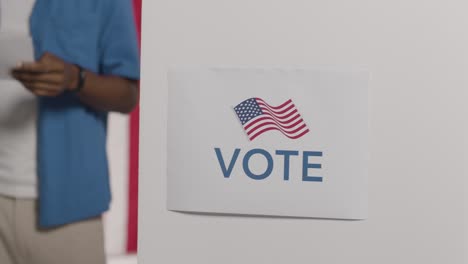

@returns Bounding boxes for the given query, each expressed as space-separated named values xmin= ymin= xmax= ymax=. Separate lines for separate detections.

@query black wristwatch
xmin=72 ymin=65 xmax=87 ymax=93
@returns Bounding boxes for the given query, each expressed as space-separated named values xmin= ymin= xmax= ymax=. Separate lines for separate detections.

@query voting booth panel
xmin=139 ymin=0 xmax=467 ymax=263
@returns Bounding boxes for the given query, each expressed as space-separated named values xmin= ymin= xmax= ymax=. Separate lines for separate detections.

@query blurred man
xmin=0 ymin=0 xmax=140 ymax=263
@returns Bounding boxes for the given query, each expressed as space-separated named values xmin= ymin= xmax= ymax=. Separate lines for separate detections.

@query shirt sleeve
xmin=99 ymin=0 xmax=140 ymax=80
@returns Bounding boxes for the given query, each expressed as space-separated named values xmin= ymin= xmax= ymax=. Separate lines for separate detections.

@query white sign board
xmin=167 ymin=68 xmax=369 ymax=219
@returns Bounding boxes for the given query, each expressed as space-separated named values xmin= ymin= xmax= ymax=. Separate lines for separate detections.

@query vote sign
xmin=167 ymin=68 xmax=369 ymax=220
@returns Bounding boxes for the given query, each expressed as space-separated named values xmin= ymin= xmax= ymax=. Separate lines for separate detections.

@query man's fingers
xmin=22 ymin=81 xmax=63 ymax=96
xmin=11 ymin=52 xmax=70 ymax=97
xmin=23 ymin=80 xmax=61 ymax=91
xmin=12 ymin=72 xmax=65 ymax=85
xmin=17 ymin=62 xmax=63 ymax=73
xmin=12 ymin=62 xmax=48 ymax=73
xmin=33 ymin=89 xmax=61 ymax=97
xmin=13 ymin=54 xmax=64 ymax=73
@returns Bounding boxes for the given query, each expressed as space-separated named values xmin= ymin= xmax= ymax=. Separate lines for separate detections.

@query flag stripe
xmin=261 ymin=108 xmax=298 ymax=121
xmin=246 ymin=116 xmax=307 ymax=133
xmin=255 ymin=98 xmax=292 ymax=110
xmin=250 ymin=127 xmax=310 ymax=141
xmin=244 ymin=116 xmax=304 ymax=130
xmin=247 ymin=122 xmax=307 ymax=137
xmin=244 ymin=113 xmax=301 ymax=129
xmin=257 ymin=101 xmax=295 ymax=115
xmin=245 ymin=115 xmax=303 ymax=134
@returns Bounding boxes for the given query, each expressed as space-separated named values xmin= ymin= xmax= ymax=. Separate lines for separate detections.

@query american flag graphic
xmin=234 ymin=98 xmax=310 ymax=141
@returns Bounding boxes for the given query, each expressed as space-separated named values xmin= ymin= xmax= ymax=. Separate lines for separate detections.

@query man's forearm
xmin=71 ymin=66 xmax=139 ymax=114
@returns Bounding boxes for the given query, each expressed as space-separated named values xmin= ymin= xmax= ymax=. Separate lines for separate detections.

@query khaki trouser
xmin=0 ymin=195 xmax=106 ymax=264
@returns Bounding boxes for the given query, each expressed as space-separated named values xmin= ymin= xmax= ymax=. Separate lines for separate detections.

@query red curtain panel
xmin=128 ymin=0 xmax=141 ymax=254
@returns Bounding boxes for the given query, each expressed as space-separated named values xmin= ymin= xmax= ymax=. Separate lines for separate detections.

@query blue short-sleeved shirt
xmin=30 ymin=0 xmax=140 ymax=227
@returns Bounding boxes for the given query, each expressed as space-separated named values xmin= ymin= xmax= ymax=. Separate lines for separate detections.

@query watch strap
xmin=72 ymin=65 xmax=86 ymax=93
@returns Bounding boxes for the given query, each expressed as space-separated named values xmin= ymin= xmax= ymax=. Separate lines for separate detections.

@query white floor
xmin=108 ymin=255 xmax=137 ymax=264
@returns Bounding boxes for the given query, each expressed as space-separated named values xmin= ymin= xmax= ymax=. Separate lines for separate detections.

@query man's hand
xmin=11 ymin=52 xmax=138 ymax=113
xmin=11 ymin=52 xmax=78 ymax=97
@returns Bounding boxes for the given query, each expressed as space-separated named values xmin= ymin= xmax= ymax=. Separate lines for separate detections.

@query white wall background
xmin=139 ymin=0 xmax=467 ymax=263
